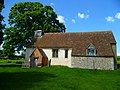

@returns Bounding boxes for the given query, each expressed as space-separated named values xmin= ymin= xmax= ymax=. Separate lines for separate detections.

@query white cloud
xmin=78 ymin=12 xmax=85 ymax=19
xmin=50 ymin=3 xmax=54 ymax=6
xmin=72 ymin=19 xmax=75 ymax=23
xmin=105 ymin=16 xmax=115 ymax=22
xmin=115 ymin=12 xmax=120 ymax=19
xmin=117 ymin=53 xmax=120 ymax=56
xmin=78 ymin=12 xmax=89 ymax=19
xmin=106 ymin=12 xmax=120 ymax=23
xmin=57 ymin=15 xmax=65 ymax=23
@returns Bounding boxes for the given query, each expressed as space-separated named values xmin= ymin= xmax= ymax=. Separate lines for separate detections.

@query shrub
xmin=7 ymin=61 xmax=12 ymax=63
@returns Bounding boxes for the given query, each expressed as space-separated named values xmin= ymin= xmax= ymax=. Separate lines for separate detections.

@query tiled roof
xmin=30 ymin=31 xmax=116 ymax=56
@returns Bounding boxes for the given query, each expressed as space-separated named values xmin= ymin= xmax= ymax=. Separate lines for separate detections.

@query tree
xmin=3 ymin=2 xmax=66 ymax=56
xmin=0 ymin=4 xmax=4 ymax=46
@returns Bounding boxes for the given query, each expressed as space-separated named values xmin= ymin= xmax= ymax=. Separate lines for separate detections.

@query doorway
xmin=30 ymin=57 xmax=39 ymax=67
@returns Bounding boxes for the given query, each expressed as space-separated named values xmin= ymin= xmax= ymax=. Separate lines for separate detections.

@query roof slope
xmin=30 ymin=48 xmax=48 ymax=58
xmin=31 ymin=31 xmax=116 ymax=56
xmin=38 ymin=48 xmax=48 ymax=58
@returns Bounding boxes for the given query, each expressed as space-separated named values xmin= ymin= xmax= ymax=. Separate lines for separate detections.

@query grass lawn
xmin=0 ymin=59 xmax=23 ymax=67
xmin=117 ymin=56 xmax=120 ymax=64
xmin=0 ymin=65 xmax=120 ymax=90
xmin=0 ymin=57 xmax=120 ymax=90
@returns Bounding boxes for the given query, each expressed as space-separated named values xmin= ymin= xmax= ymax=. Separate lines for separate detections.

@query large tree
xmin=3 ymin=2 xmax=66 ymax=56
xmin=0 ymin=4 xmax=4 ymax=46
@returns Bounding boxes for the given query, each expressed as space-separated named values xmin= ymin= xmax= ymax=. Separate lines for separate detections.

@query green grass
xmin=0 ymin=66 xmax=120 ymax=90
xmin=0 ymin=59 xmax=24 ymax=63
xmin=0 ymin=59 xmax=23 ymax=68
xmin=0 ymin=57 xmax=120 ymax=90
xmin=117 ymin=56 xmax=120 ymax=64
xmin=0 ymin=59 xmax=23 ymax=65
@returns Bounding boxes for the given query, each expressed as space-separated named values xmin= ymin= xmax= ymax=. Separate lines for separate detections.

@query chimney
xmin=34 ymin=30 xmax=43 ymax=38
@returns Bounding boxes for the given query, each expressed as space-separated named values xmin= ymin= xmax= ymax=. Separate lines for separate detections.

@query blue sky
xmin=2 ymin=0 xmax=120 ymax=55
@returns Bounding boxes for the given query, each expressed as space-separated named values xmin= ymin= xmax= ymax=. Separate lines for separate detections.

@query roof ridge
xmin=44 ymin=30 xmax=112 ymax=35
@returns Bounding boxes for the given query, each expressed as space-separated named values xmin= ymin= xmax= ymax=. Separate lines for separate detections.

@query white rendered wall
xmin=42 ymin=48 xmax=72 ymax=67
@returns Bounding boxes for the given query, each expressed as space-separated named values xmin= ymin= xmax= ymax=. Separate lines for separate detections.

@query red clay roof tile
xmin=30 ymin=31 xmax=116 ymax=56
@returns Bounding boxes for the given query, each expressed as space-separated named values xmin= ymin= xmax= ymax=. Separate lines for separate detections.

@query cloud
xmin=78 ymin=12 xmax=85 ymax=19
xmin=72 ymin=19 xmax=75 ymax=23
xmin=78 ymin=12 xmax=89 ymax=19
xmin=117 ymin=53 xmax=120 ymax=56
xmin=57 ymin=15 xmax=65 ymax=23
xmin=106 ymin=12 xmax=120 ymax=23
xmin=50 ymin=3 xmax=54 ymax=6
xmin=105 ymin=16 xmax=115 ymax=22
xmin=115 ymin=12 xmax=120 ymax=19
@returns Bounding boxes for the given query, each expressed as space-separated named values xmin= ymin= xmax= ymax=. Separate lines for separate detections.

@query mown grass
xmin=0 ymin=57 xmax=120 ymax=90
xmin=0 ymin=59 xmax=24 ymax=67
xmin=0 ymin=66 xmax=120 ymax=90
xmin=117 ymin=56 xmax=120 ymax=64
xmin=0 ymin=59 xmax=24 ymax=63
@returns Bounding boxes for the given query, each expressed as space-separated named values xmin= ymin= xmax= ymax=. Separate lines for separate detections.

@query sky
xmin=1 ymin=0 xmax=120 ymax=55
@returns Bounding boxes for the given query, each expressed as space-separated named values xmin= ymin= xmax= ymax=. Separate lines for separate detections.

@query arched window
xmin=86 ymin=43 xmax=96 ymax=56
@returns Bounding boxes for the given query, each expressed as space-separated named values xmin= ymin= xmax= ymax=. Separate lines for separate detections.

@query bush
xmin=7 ymin=61 xmax=12 ymax=63
xmin=16 ymin=62 xmax=22 ymax=64
xmin=117 ymin=56 xmax=120 ymax=61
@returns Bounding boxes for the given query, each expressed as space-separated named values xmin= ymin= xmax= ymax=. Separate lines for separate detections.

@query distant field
xmin=0 ymin=59 xmax=23 ymax=64
xmin=117 ymin=56 xmax=120 ymax=64
xmin=0 ymin=59 xmax=23 ymax=67
xmin=0 ymin=66 xmax=120 ymax=90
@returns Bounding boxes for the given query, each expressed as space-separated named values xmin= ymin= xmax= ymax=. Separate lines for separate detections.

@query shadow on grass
xmin=0 ymin=71 xmax=56 ymax=90
xmin=0 ymin=64 xmax=22 ymax=67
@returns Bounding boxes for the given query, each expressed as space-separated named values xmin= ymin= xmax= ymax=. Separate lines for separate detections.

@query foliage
xmin=0 ymin=66 xmax=120 ymax=90
xmin=117 ymin=56 xmax=120 ymax=60
xmin=0 ymin=4 xmax=5 ymax=45
xmin=0 ymin=50 xmax=3 ymax=54
xmin=3 ymin=2 xmax=66 ymax=56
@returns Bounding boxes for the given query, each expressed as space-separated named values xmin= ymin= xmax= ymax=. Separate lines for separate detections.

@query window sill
xmin=52 ymin=57 xmax=58 ymax=58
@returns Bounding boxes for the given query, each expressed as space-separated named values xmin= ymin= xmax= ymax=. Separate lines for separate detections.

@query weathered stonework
xmin=24 ymin=48 xmax=116 ymax=70
xmin=71 ymin=57 xmax=115 ymax=70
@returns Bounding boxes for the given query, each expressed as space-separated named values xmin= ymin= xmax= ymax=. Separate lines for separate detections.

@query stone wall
xmin=111 ymin=44 xmax=117 ymax=59
xmin=111 ymin=44 xmax=117 ymax=69
xmin=71 ymin=56 xmax=115 ymax=70
xmin=25 ymin=48 xmax=35 ymax=62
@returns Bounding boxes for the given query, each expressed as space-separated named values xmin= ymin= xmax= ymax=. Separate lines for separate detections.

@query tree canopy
xmin=0 ymin=4 xmax=4 ymax=45
xmin=3 ymin=2 xmax=66 ymax=56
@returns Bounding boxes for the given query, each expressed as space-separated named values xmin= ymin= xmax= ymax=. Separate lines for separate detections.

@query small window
xmin=52 ymin=49 xmax=58 ymax=58
xmin=86 ymin=43 xmax=96 ymax=56
xmin=87 ymin=48 xmax=96 ymax=56
xmin=65 ymin=49 xmax=68 ymax=58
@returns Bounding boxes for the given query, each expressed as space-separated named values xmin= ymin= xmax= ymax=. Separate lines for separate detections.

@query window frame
xmin=52 ymin=49 xmax=58 ymax=58
xmin=86 ymin=43 xmax=96 ymax=56
xmin=65 ymin=49 xmax=68 ymax=58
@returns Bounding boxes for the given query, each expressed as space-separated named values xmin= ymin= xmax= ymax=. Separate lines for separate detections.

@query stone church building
xmin=23 ymin=30 xmax=117 ymax=70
